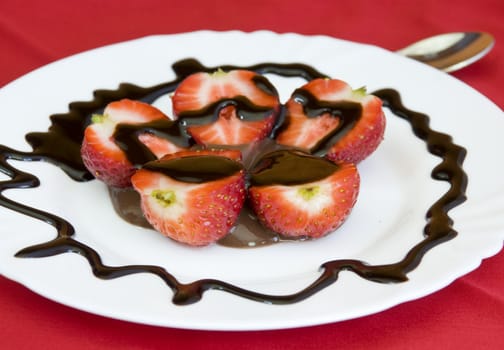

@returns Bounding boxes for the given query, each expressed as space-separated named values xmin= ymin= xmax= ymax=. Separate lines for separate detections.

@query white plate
xmin=0 ymin=30 xmax=503 ymax=330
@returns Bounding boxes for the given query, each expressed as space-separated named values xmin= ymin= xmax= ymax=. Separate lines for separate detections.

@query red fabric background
xmin=1 ymin=0 xmax=503 ymax=348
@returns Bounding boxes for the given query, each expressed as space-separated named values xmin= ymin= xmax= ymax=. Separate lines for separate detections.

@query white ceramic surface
xmin=0 ymin=30 xmax=503 ymax=330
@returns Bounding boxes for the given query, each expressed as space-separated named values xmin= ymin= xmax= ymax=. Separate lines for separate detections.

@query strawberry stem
xmin=91 ymin=114 xmax=105 ymax=124
xmin=353 ymin=86 xmax=367 ymax=97
xmin=211 ymin=68 xmax=228 ymax=78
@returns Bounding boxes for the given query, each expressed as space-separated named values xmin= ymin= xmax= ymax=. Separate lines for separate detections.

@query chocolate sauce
xmin=143 ymin=155 xmax=243 ymax=183
xmin=0 ymin=59 xmax=467 ymax=305
xmin=114 ymin=119 xmax=190 ymax=166
xmin=178 ymin=97 xmax=277 ymax=124
xmin=288 ymin=89 xmax=363 ymax=154
xmin=108 ymin=187 xmax=151 ymax=228
xmin=250 ymin=149 xmax=341 ymax=186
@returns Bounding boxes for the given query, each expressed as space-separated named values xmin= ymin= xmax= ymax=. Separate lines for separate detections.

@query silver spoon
xmin=396 ymin=32 xmax=495 ymax=72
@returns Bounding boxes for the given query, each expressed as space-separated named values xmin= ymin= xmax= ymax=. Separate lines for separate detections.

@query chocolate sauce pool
xmin=0 ymin=59 xmax=467 ymax=305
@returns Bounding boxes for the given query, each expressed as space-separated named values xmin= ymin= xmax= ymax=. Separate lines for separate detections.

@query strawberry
xmin=80 ymin=99 xmax=186 ymax=188
xmin=275 ymin=78 xmax=385 ymax=163
xmin=172 ymin=69 xmax=281 ymax=145
xmin=248 ymin=150 xmax=360 ymax=238
xmin=131 ymin=150 xmax=246 ymax=246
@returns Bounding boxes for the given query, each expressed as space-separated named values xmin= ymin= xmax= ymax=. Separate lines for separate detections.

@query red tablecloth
xmin=1 ymin=1 xmax=503 ymax=348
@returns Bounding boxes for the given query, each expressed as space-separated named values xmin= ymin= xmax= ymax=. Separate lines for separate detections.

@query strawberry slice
xmin=248 ymin=150 xmax=360 ymax=238
xmin=81 ymin=99 xmax=186 ymax=188
xmin=275 ymin=78 xmax=385 ymax=163
xmin=172 ymin=69 xmax=281 ymax=145
xmin=131 ymin=150 xmax=246 ymax=246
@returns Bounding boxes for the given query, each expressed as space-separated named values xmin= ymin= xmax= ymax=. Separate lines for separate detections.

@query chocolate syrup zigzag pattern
xmin=0 ymin=59 xmax=467 ymax=305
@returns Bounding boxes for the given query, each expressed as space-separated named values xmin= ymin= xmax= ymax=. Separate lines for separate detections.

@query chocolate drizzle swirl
xmin=0 ymin=59 xmax=467 ymax=305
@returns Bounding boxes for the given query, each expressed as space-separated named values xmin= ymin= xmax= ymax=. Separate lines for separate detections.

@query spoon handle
xmin=397 ymin=32 xmax=495 ymax=72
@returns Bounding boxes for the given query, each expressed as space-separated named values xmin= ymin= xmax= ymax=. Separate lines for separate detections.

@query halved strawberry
xmin=275 ymin=78 xmax=385 ymax=163
xmin=248 ymin=150 xmax=360 ymax=238
xmin=172 ymin=69 xmax=280 ymax=145
xmin=81 ymin=99 xmax=186 ymax=187
xmin=131 ymin=150 xmax=246 ymax=246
